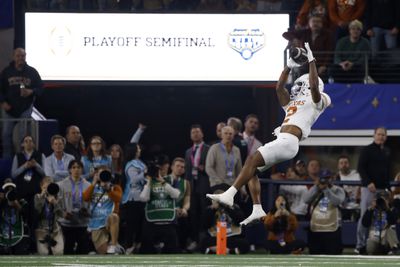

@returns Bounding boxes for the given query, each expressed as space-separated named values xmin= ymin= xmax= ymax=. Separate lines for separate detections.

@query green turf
xmin=1 ymin=254 xmax=400 ymax=267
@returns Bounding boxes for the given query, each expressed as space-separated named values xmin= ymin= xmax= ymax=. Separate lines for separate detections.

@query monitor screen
xmin=25 ymin=13 xmax=289 ymax=83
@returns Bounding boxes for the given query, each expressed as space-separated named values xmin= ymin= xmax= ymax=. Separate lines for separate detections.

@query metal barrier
xmin=0 ymin=118 xmax=40 ymax=154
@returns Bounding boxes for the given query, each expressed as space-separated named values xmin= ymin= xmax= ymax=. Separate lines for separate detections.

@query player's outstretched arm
xmin=276 ymin=66 xmax=290 ymax=106
xmin=305 ymin=42 xmax=321 ymax=104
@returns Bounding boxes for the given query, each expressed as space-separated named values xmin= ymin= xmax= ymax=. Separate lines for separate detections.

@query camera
xmin=375 ymin=191 xmax=389 ymax=211
xmin=99 ymin=169 xmax=113 ymax=183
xmin=5 ymin=189 xmax=17 ymax=202
xmin=39 ymin=234 xmax=57 ymax=247
xmin=46 ymin=183 xmax=59 ymax=197
xmin=2 ymin=181 xmax=17 ymax=202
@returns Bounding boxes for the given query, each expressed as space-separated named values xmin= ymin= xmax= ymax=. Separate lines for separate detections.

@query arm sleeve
xmin=164 ymin=183 xmax=180 ymax=199
xmin=34 ymin=154 xmax=46 ymax=176
xmin=303 ymin=185 xmax=319 ymax=204
xmin=82 ymin=184 xmax=95 ymax=202
xmin=44 ymin=157 xmax=53 ymax=177
xmin=130 ymin=128 xmax=144 ymax=143
xmin=139 ymin=183 xmax=151 ymax=202
xmin=108 ymin=185 xmax=122 ymax=203
xmin=323 ymin=187 xmax=345 ymax=206
xmin=12 ymin=155 xmax=26 ymax=178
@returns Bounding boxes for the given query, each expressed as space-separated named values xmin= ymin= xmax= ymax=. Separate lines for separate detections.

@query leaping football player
xmin=207 ymin=42 xmax=331 ymax=225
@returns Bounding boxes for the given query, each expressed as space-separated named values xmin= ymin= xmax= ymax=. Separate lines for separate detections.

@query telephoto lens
xmin=5 ymin=189 xmax=17 ymax=202
xmin=47 ymin=183 xmax=60 ymax=197
xmin=99 ymin=170 xmax=112 ymax=183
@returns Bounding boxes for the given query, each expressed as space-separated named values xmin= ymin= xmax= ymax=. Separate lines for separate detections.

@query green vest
xmin=145 ymin=176 xmax=176 ymax=223
xmin=0 ymin=201 xmax=28 ymax=246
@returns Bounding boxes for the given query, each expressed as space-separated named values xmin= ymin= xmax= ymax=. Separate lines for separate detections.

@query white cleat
xmin=206 ymin=193 xmax=234 ymax=207
xmin=240 ymin=209 xmax=267 ymax=226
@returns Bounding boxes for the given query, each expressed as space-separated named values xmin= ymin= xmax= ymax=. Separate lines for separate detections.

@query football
xmin=289 ymin=47 xmax=308 ymax=65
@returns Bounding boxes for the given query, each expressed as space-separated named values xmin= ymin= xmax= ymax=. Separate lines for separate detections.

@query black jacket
xmin=0 ymin=61 xmax=43 ymax=117
xmin=358 ymin=142 xmax=391 ymax=189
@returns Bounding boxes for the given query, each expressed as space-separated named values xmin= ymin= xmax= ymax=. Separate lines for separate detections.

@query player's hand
xmin=287 ymin=58 xmax=301 ymax=69
xmin=304 ymin=42 xmax=315 ymax=63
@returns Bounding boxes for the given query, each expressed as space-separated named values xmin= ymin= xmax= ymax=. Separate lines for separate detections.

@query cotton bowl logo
xmin=49 ymin=26 xmax=73 ymax=56
xmin=228 ymin=29 xmax=265 ymax=60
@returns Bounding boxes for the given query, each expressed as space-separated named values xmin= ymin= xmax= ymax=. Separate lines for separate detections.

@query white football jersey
xmin=281 ymin=74 xmax=331 ymax=140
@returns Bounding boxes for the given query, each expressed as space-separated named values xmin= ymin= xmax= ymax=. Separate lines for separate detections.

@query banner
xmin=25 ymin=13 xmax=289 ymax=82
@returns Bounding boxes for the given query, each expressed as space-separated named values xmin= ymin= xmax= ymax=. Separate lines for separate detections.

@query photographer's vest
xmin=0 ymin=201 xmax=28 ymax=246
xmin=310 ymin=191 xmax=340 ymax=232
xmin=16 ymin=151 xmax=43 ymax=198
xmin=145 ymin=176 xmax=176 ymax=223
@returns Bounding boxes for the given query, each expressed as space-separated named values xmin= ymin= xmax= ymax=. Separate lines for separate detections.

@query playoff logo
xmin=49 ymin=26 xmax=73 ymax=56
xmin=228 ymin=29 xmax=265 ymax=60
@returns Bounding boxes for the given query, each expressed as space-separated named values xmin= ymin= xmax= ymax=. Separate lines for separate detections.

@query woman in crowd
xmin=81 ymin=136 xmax=112 ymax=182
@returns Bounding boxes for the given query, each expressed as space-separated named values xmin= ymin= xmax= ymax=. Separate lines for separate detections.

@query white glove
xmin=304 ymin=42 xmax=315 ymax=62
xmin=287 ymin=58 xmax=301 ymax=69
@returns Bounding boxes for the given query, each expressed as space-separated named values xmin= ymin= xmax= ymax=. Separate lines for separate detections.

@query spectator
xmin=327 ymin=0 xmax=365 ymax=40
xmin=184 ymin=124 xmax=210 ymax=251
xmin=11 ymin=135 xmax=45 ymax=246
xmin=200 ymin=186 xmax=249 ymax=254
xmin=283 ymin=14 xmax=334 ymax=80
xmin=331 ymin=19 xmax=371 ymax=83
xmin=110 ymin=144 xmax=124 ymax=175
xmin=362 ymin=190 xmax=399 ymax=255
xmin=306 ymin=159 xmax=321 ymax=182
xmin=279 ymin=165 xmax=309 ymax=220
xmin=44 ymin=135 xmax=75 ymax=182
xmin=83 ymin=167 xmax=123 ymax=254
xmin=139 ymin=161 xmax=181 ymax=254
xmin=64 ymin=125 xmax=85 ymax=161
xmin=168 ymin=157 xmax=191 ymax=252
xmin=227 ymin=117 xmax=248 ymax=164
xmin=263 ymin=195 xmax=306 ymax=254
xmin=123 ymin=143 xmax=147 ymax=254
xmin=0 ymin=179 xmax=30 ymax=254
xmin=129 ymin=123 xmax=146 ymax=144
xmin=294 ymin=159 xmax=308 ymax=180
xmin=356 ymin=127 xmax=391 ymax=255
xmin=242 ymin=114 xmax=262 ymax=157
xmin=213 ymin=122 xmax=226 ymax=144
xmin=206 ymin=126 xmax=242 ymax=188
xmin=296 ymin=0 xmax=330 ymax=29
xmin=364 ymin=0 xmax=400 ymax=59
xmin=304 ymin=170 xmax=345 ymax=254
xmin=57 ymin=160 xmax=91 ymax=255
xmin=81 ymin=136 xmax=112 ymax=182
xmin=34 ymin=177 xmax=64 ymax=255
xmin=0 ymin=48 xmax=43 ymax=159
xmin=336 ymin=155 xmax=361 ymax=221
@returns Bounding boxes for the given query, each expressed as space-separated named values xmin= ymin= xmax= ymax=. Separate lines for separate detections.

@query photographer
xmin=34 ymin=177 xmax=63 ymax=255
xmin=264 ymin=195 xmax=305 ymax=254
xmin=83 ymin=166 xmax=123 ymax=254
xmin=139 ymin=160 xmax=181 ymax=254
xmin=58 ymin=160 xmax=91 ymax=254
xmin=362 ymin=191 xmax=399 ymax=255
xmin=304 ymin=170 xmax=345 ymax=254
xmin=0 ymin=179 xmax=30 ymax=254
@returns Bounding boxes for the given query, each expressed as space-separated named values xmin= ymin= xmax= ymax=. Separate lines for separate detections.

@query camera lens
xmin=47 ymin=183 xmax=60 ymax=196
xmin=5 ymin=189 xmax=17 ymax=202
xmin=99 ymin=170 xmax=112 ymax=182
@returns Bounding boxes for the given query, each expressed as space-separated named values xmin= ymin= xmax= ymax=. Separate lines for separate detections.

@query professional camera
xmin=319 ymin=169 xmax=332 ymax=185
xmin=2 ymin=181 xmax=17 ymax=202
xmin=375 ymin=191 xmax=390 ymax=211
xmin=99 ymin=169 xmax=113 ymax=183
xmin=145 ymin=161 xmax=160 ymax=178
xmin=46 ymin=183 xmax=60 ymax=197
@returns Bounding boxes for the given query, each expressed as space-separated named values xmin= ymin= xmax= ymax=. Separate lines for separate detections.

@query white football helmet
xmin=290 ymin=74 xmax=324 ymax=99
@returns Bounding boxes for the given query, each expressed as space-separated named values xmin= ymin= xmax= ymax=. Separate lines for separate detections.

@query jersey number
xmin=283 ymin=106 xmax=297 ymax=123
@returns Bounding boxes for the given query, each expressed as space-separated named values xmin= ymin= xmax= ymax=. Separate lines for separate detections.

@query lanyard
xmin=190 ymin=143 xmax=203 ymax=167
xmin=219 ymin=142 xmax=235 ymax=174
xmin=70 ymin=177 xmax=83 ymax=206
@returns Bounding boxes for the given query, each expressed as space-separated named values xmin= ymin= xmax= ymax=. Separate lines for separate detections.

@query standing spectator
xmin=355 ymin=127 xmax=391 ymax=255
xmin=64 ymin=125 xmax=85 ymax=161
xmin=44 ymin=135 xmax=75 ymax=182
xmin=242 ymin=114 xmax=262 ymax=157
xmin=11 ymin=135 xmax=45 ymax=247
xmin=0 ymin=48 xmax=43 ymax=159
xmin=364 ymin=0 xmax=400 ymax=58
xmin=123 ymin=143 xmax=147 ymax=254
xmin=227 ymin=117 xmax=248 ymax=164
xmin=263 ymin=195 xmax=306 ymax=254
xmin=83 ymin=168 xmax=123 ymax=254
xmin=306 ymin=159 xmax=321 ymax=182
xmin=206 ymin=126 xmax=242 ymax=188
xmin=294 ymin=160 xmax=308 ymax=180
xmin=57 ymin=160 xmax=91 ymax=255
xmin=81 ymin=136 xmax=112 ymax=182
xmin=327 ymin=0 xmax=365 ymax=40
xmin=304 ymin=170 xmax=345 ymax=254
xmin=296 ymin=0 xmax=330 ymax=29
xmin=212 ymin=122 xmax=226 ymax=144
xmin=336 ymin=155 xmax=361 ymax=220
xmin=129 ymin=123 xmax=146 ymax=144
xmin=168 ymin=158 xmax=191 ymax=252
xmin=34 ymin=177 xmax=64 ymax=255
xmin=139 ymin=162 xmax=181 ymax=254
xmin=331 ymin=20 xmax=371 ymax=83
xmin=362 ymin=191 xmax=399 ymax=255
xmin=110 ymin=144 xmax=124 ymax=175
xmin=0 ymin=179 xmax=30 ymax=254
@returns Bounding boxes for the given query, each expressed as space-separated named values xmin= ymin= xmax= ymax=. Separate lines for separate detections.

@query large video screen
xmin=25 ymin=13 xmax=289 ymax=83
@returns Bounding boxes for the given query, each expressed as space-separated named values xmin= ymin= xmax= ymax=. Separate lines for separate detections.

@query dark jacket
xmin=184 ymin=143 xmax=210 ymax=194
xmin=358 ymin=142 xmax=391 ymax=189
xmin=364 ymin=0 xmax=400 ymax=30
xmin=0 ymin=61 xmax=43 ymax=117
